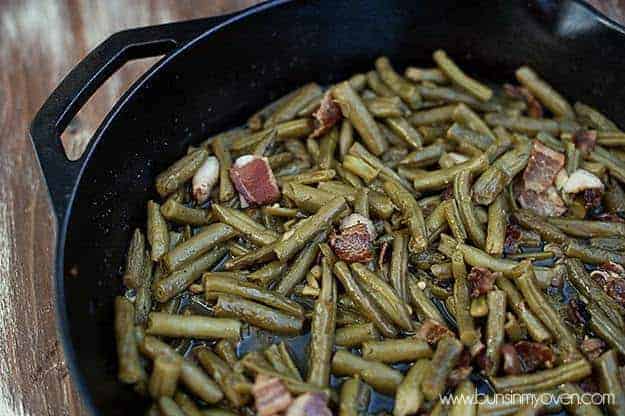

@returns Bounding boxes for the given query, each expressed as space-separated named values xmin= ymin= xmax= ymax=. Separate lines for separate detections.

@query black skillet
xmin=29 ymin=0 xmax=625 ymax=414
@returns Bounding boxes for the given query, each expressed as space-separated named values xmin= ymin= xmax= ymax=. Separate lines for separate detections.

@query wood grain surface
xmin=0 ymin=0 xmax=621 ymax=415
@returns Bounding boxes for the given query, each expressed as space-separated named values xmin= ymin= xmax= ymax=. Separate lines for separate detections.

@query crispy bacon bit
xmin=340 ymin=213 xmax=376 ymax=240
xmin=515 ymin=341 xmax=555 ymax=372
xmin=252 ymin=375 xmax=293 ymax=416
xmin=329 ymin=223 xmax=374 ymax=263
xmin=573 ymin=130 xmax=597 ymax=154
xmin=567 ymin=298 xmax=591 ymax=326
xmin=467 ymin=267 xmax=497 ymax=298
xmin=309 ymin=91 xmax=342 ymax=139
xmin=503 ymin=84 xmax=543 ymax=118
xmin=285 ymin=392 xmax=332 ymax=416
xmin=501 ymin=344 xmax=522 ymax=375
xmin=504 ymin=224 xmax=522 ymax=254
xmin=582 ymin=188 xmax=603 ymax=209
xmin=523 ymin=141 xmax=565 ymax=193
xmin=591 ymin=263 xmax=625 ymax=307
xmin=230 ymin=155 xmax=281 ymax=206
xmin=441 ymin=184 xmax=454 ymax=201
xmin=517 ymin=185 xmax=567 ymax=217
xmin=447 ymin=366 xmax=472 ymax=388
xmin=416 ymin=319 xmax=455 ymax=345
xmin=581 ymin=338 xmax=606 ymax=361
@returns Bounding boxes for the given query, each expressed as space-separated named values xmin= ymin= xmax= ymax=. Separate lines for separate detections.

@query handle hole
xmin=60 ymin=55 xmax=165 ymax=160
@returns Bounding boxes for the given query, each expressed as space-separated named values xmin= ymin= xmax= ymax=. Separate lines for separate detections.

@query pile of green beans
xmin=115 ymin=50 xmax=625 ymax=415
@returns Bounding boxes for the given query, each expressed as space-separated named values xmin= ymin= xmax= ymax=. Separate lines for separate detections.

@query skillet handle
xmin=29 ymin=14 xmax=233 ymax=224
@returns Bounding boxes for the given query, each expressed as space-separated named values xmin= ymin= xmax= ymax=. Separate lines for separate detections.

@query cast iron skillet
xmin=29 ymin=0 xmax=625 ymax=414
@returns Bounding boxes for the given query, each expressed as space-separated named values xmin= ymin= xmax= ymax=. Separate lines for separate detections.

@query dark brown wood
xmin=0 ymin=0 xmax=621 ymax=414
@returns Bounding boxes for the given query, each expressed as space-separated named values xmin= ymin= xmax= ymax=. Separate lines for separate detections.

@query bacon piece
xmin=329 ymin=223 xmax=374 ymax=263
xmin=515 ymin=341 xmax=555 ymax=372
xmin=581 ymin=338 xmax=606 ymax=361
xmin=573 ymin=130 xmax=597 ymax=154
xmin=501 ymin=344 xmax=522 ymax=375
xmin=517 ymin=185 xmax=567 ymax=217
xmin=503 ymin=84 xmax=543 ymax=118
xmin=591 ymin=263 xmax=625 ymax=308
xmin=309 ymin=91 xmax=342 ymax=139
xmin=523 ymin=141 xmax=565 ymax=193
xmin=504 ymin=224 xmax=522 ymax=254
xmin=567 ymin=298 xmax=591 ymax=326
xmin=252 ymin=375 xmax=293 ymax=416
xmin=285 ymin=392 xmax=331 ymax=416
xmin=467 ymin=267 xmax=497 ymax=298
xmin=416 ymin=319 xmax=455 ymax=345
xmin=230 ymin=155 xmax=281 ymax=206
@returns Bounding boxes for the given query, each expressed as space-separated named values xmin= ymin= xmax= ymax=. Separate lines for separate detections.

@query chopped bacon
xmin=567 ymin=298 xmax=591 ymax=326
xmin=606 ymin=278 xmax=625 ymax=308
xmin=591 ymin=263 xmax=625 ymax=308
xmin=329 ymin=223 xmax=374 ymax=263
xmin=501 ymin=344 xmax=522 ymax=375
xmin=503 ymin=84 xmax=543 ymax=118
xmin=514 ymin=341 xmax=555 ymax=372
xmin=230 ymin=155 xmax=281 ymax=206
xmin=416 ymin=319 xmax=455 ymax=345
xmin=252 ymin=375 xmax=293 ymax=416
xmin=504 ymin=224 xmax=522 ymax=254
xmin=581 ymin=338 xmax=606 ymax=361
xmin=573 ymin=130 xmax=597 ymax=154
xmin=523 ymin=141 xmax=565 ymax=193
xmin=517 ymin=185 xmax=567 ymax=217
xmin=467 ymin=267 xmax=497 ymax=298
xmin=309 ymin=91 xmax=342 ymax=139
xmin=447 ymin=366 xmax=472 ymax=388
xmin=285 ymin=392 xmax=332 ymax=416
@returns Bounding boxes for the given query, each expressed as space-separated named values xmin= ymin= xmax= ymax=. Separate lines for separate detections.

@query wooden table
xmin=0 ymin=0 xmax=621 ymax=414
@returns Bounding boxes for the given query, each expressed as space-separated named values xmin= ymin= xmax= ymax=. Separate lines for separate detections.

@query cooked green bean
xmin=375 ymin=56 xmax=422 ymax=109
xmin=485 ymin=193 xmax=506 ymax=256
xmin=146 ymin=312 xmax=240 ymax=340
xmin=333 ymin=81 xmax=388 ymax=156
xmin=548 ymin=217 xmax=625 ymax=238
xmin=433 ymin=50 xmax=492 ymax=101
xmin=421 ymin=336 xmax=464 ymax=401
xmin=317 ymin=127 xmax=339 ymax=170
xmin=366 ymin=70 xmax=395 ymax=97
xmin=408 ymin=277 xmax=448 ymax=325
xmin=594 ymin=350 xmax=625 ymax=416
xmin=123 ymin=229 xmax=146 ymax=289
xmin=484 ymin=113 xmax=559 ymax=136
xmin=490 ymin=359 xmax=591 ymax=393
xmin=158 ymin=397 xmax=187 ymax=416
xmin=447 ymin=122 xmax=494 ymax=151
xmin=405 ymin=67 xmax=447 ymax=83
xmin=265 ymin=83 xmax=322 ymax=126
xmin=331 ymin=350 xmax=403 ymax=395
xmin=212 ymin=204 xmax=277 ymax=246
xmin=247 ymin=260 xmax=286 ymax=286
xmin=173 ymin=391 xmax=203 ymax=416
xmin=362 ymin=338 xmax=432 ymax=363
xmin=454 ymin=170 xmax=486 ymax=248
xmin=148 ymin=355 xmax=181 ymax=398
xmin=342 ymin=155 xmax=379 ymax=182
xmin=114 ymin=297 xmax=147 ymax=384
xmin=452 ymin=251 xmax=480 ymax=347
xmin=147 ymin=200 xmax=169 ymax=262
xmin=485 ymin=290 xmax=506 ymax=376
xmin=339 ymin=377 xmax=370 ymax=416
xmin=366 ymin=96 xmax=406 ymax=118
xmin=195 ymin=347 xmax=248 ymax=407
xmin=565 ymin=241 xmax=625 ymax=266
xmin=473 ymin=143 xmax=531 ymax=205
xmin=335 ymin=323 xmax=379 ymax=347
xmin=399 ymin=143 xmax=445 ymax=168
xmin=409 ymin=104 xmax=456 ymax=126
xmin=161 ymin=199 xmax=213 ymax=225
xmin=390 ymin=232 xmax=409 ymax=302
xmin=450 ymin=380 xmax=477 ymax=416
xmin=383 ymin=180 xmax=427 ymax=252
xmin=155 ymin=149 xmax=209 ymax=197
xmin=210 ymin=136 xmax=235 ymax=202
xmin=413 ymin=154 xmax=489 ymax=192
xmin=163 ymin=223 xmax=237 ymax=272
xmin=393 ymin=359 xmax=429 ymax=416
xmin=276 ymin=232 xmax=324 ymax=295
xmin=135 ymin=250 xmax=153 ymax=325
xmin=349 ymin=142 xmax=413 ymax=190
xmin=586 ymin=300 xmax=625 ymax=356
xmin=385 ymin=117 xmax=423 ymax=149
xmin=515 ymin=66 xmax=574 ymax=118
xmin=418 ymin=85 xmax=500 ymax=112
xmin=575 ymin=101 xmax=621 ymax=131
xmin=511 ymin=209 xmax=568 ymax=245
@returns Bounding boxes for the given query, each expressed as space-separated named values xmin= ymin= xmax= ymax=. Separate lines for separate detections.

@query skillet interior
xmin=61 ymin=0 xmax=625 ymax=414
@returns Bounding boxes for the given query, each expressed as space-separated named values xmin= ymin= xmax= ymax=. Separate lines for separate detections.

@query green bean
xmin=565 ymin=140 xmax=580 ymax=174
xmin=148 ymin=355 xmax=181 ymax=398
xmin=307 ymin=258 xmax=336 ymax=388
xmin=277 ymin=342 xmax=303 ymax=381
xmin=390 ymin=233 xmax=409 ymax=302
xmin=349 ymin=142 xmax=413 ymax=190
xmin=333 ymin=81 xmax=388 ymax=155
xmin=335 ymin=323 xmax=380 ymax=347
xmin=535 ymin=131 xmax=564 ymax=152
xmin=339 ymin=377 xmax=370 ymax=416
xmin=140 ymin=336 xmax=223 ymax=403
xmin=472 ymin=144 xmax=531 ymax=205
xmin=485 ymin=290 xmax=506 ymax=376
xmin=267 ymin=152 xmax=294 ymax=171
xmin=161 ymin=199 xmax=213 ymax=225
xmin=450 ymin=380 xmax=477 ymax=416
xmin=558 ymin=383 xmax=603 ymax=416
xmin=514 ymin=263 xmax=579 ymax=357
xmin=589 ymin=236 xmax=625 ymax=251
xmin=342 ymin=155 xmax=379 ymax=182
xmin=597 ymin=131 xmax=625 ymax=147
xmin=594 ymin=350 xmax=625 ymax=416
xmin=383 ymin=179 xmax=428 ymax=250
xmin=213 ymin=340 xmax=240 ymax=372
xmin=433 ymin=50 xmax=492 ymax=101
xmin=247 ymin=260 xmax=287 ymax=286
xmin=353 ymin=188 xmax=369 ymax=218
xmin=452 ymin=251 xmax=480 ymax=347
xmin=375 ymin=56 xmax=422 ymax=109
xmin=476 ymin=390 xmax=561 ymax=415
xmin=135 ymin=250 xmax=153 ymax=325
xmin=417 ymin=85 xmax=500 ymax=112
xmin=280 ymin=169 xmax=337 ymax=186
xmin=204 ymin=275 xmax=303 ymax=317
xmin=215 ymin=294 xmax=303 ymax=334
xmin=514 ymin=66 xmax=574 ymax=117
xmin=511 ymin=209 xmax=568 ymax=245
xmin=156 ymin=149 xmax=209 ymax=197
xmin=163 ymin=223 xmax=237 ymax=272
xmin=207 ymin=137 xmax=233 ymax=202
xmin=273 ymin=196 xmax=346 ymax=262
xmin=331 ymin=350 xmax=403 ymax=395
xmin=405 ymin=67 xmax=447 ymax=83
xmin=548 ymin=217 xmax=625 ymax=238
xmin=447 ymin=121 xmax=494 ymax=151
xmin=247 ymin=89 xmax=299 ymax=130
xmin=399 ymin=143 xmax=445 ymax=168
xmin=393 ymin=359 xmax=429 ymax=416
xmin=495 ymin=275 xmax=551 ymax=343
xmin=565 ymin=241 xmax=625 ymax=266
xmin=318 ymin=127 xmax=339 ymax=170
xmin=265 ymin=83 xmax=322 ymax=126
xmin=297 ymin=95 xmax=322 ymax=117
xmin=114 ymin=297 xmax=146 ymax=384
xmin=366 ymin=70 xmax=395 ymax=97
xmin=362 ymin=338 xmax=432 ymax=363
xmin=158 ymin=397 xmax=187 ymax=416
xmin=408 ymin=277 xmax=448 ymax=325
xmin=338 ymin=119 xmax=354 ymax=160
xmin=605 ymin=178 xmax=625 ymax=213
xmin=485 ymin=194 xmax=506 ymax=256
xmin=349 ymin=73 xmax=367 ymax=91
xmin=413 ymin=154 xmax=489 ymax=192
xmin=212 ymin=204 xmax=277 ymax=246
xmin=384 ymin=118 xmax=423 ymax=150
xmin=231 ymin=119 xmax=314 ymax=152
xmin=453 ymin=103 xmax=495 ymax=138
xmin=173 ymin=391 xmax=203 ymax=416
xmin=484 ymin=113 xmax=559 ymax=136
xmin=147 ymin=200 xmax=169 ymax=262
xmin=333 ymin=261 xmax=397 ymax=337
xmin=123 ymin=229 xmax=146 ymax=289
xmin=146 ymin=312 xmax=240 ymax=340
xmin=366 ymin=96 xmax=405 ymax=118
xmin=426 ymin=202 xmax=449 ymax=241
xmin=195 ymin=347 xmax=248 ymax=407
xmin=276 ymin=232 xmax=324 ymax=295
xmin=574 ymin=101 xmax=621 ymax=131
xmin=409 ymin=104 xmax=457 ymax=126
xmin=421 ymin=336 xmax=464 ymax=401
xmin=490 ymin=359 xmax=591 ymax=393
xmin=264 ymin=343 xmax=296 ymax=379
xmin=454 ymin=171 xmax=486 ymax=247
xmin=586 ymin=301 xmax=625 ymax=356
